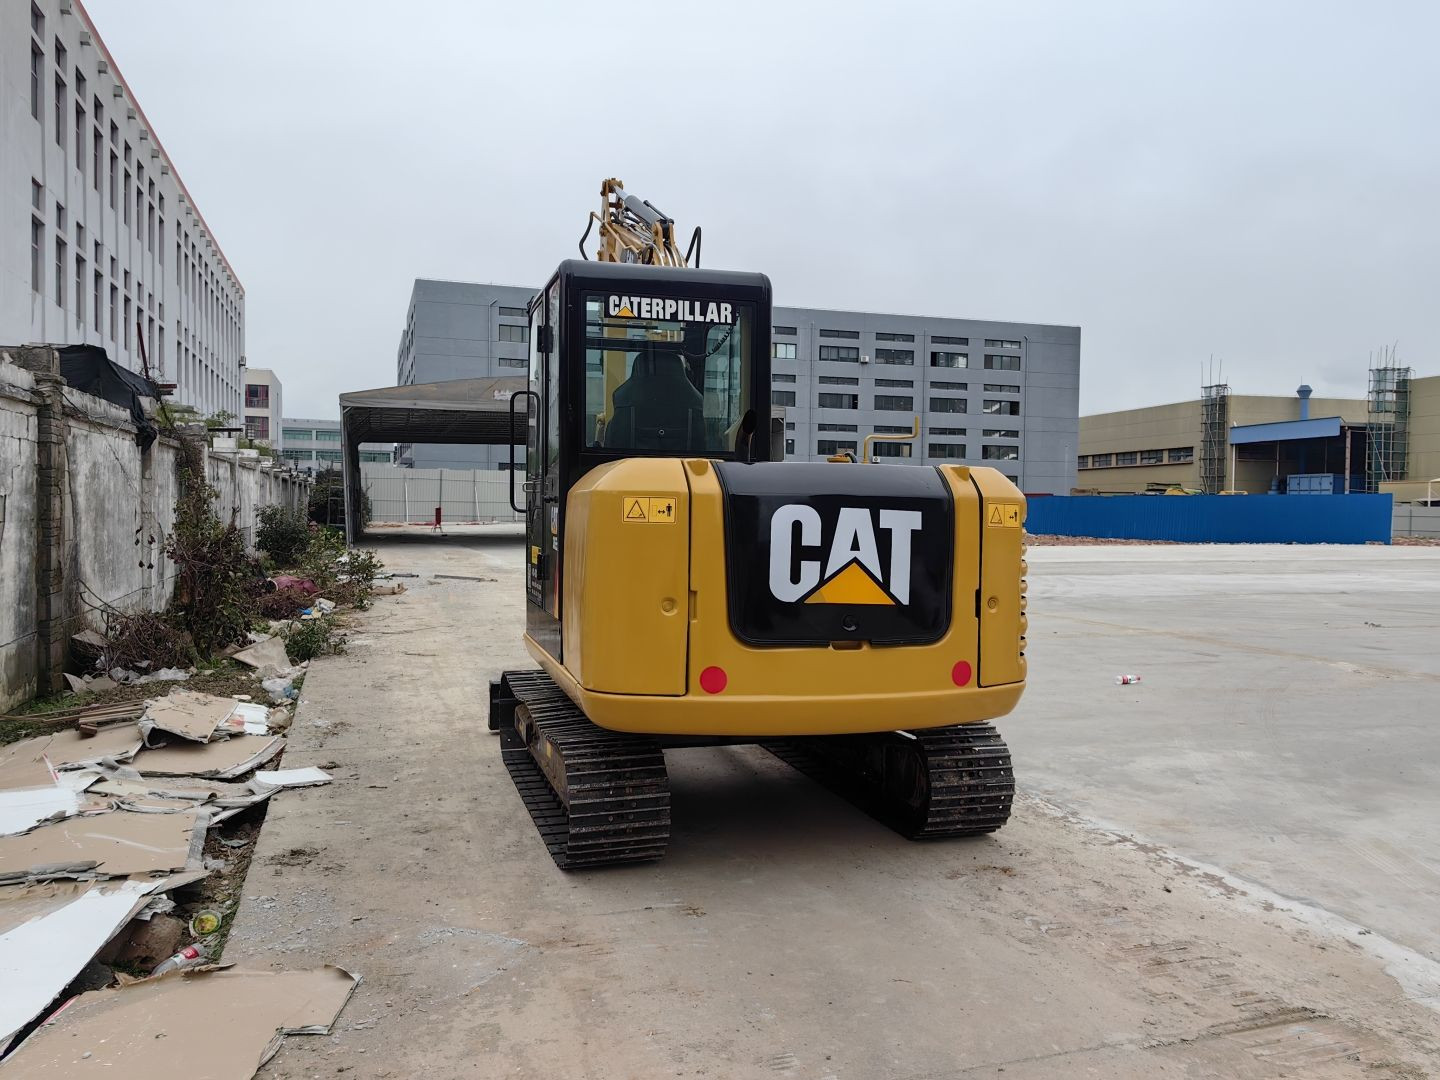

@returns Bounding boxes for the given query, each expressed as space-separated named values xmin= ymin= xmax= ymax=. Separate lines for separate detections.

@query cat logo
xmin=607 ymin=295 xmax=734 ymax=323
xmin=768 ymin=505 xmax=922 ymax=605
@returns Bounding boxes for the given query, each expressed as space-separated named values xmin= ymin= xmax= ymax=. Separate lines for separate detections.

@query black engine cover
xmin=714 ymin=461 xmax=954 ymax=647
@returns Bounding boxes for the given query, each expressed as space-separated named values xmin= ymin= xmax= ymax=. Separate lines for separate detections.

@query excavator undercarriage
xmin=491 ymin=669 xmax=1015 ymax=869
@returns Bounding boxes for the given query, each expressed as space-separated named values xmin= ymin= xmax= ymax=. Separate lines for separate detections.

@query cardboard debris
xmin=232 ymin=635 xmax=293 ymax=672
xmin=86 ymin=772 xmax=278 ymax=825
xmin=71 ymin=628 xmax=110 ymax=653
xmin=0 ymin=783 xmax=80 ymax=837
xmin=221 ymin=702 xmax=274 ymax=735
xmin=132 ymin=733 xmax=284 ymax=780
xmin=5 ymin=965 xmax=360 ymax=1078
xmin=254 ymin=766 xmax=332 ymax=789
xmin=0 ymin=724 xmax=143 ymax=779
xmin=0 ymin=752 xmax=56 ymax=794
xmin=0 ymin=807 xmax=205 ymax=883
xmin=0 ymin=878 xmax=161 ymax=1049
xmin=372 ymin=582 xmax=407 ymax=595
xmin=139 ymin=689 xmax=239 ymax=745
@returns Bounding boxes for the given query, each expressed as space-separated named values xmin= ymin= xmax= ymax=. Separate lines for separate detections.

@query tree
xmin=308 ymin=468 xmax=368 ymax=528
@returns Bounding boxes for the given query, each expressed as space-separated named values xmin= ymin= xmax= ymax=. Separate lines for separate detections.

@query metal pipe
xmin=862 ymin=415 xmax=921 ymax=464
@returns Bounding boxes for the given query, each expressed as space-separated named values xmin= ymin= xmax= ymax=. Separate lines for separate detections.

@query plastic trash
xmin=261 ymin=676 xmax=297 ymax=704
xmin=151 ymin=943 xmax=207 ymax=977
xmin=189 ymin=910 xmax=222 ymax=936
xmin=1114 ymin=674 xmax=1143 ymax=685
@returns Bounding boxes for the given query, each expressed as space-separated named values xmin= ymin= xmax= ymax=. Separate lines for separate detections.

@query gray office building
xmin=395 ymin=278 xmax=1080 ymax=494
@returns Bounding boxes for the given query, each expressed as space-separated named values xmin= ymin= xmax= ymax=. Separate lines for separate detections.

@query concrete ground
xmin=228 ymin=530 xmax=1440 ymax=1078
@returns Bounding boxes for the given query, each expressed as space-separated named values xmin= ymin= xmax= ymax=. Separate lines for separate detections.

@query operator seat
xmin=604 ymin=354 xmax=705 ymax=451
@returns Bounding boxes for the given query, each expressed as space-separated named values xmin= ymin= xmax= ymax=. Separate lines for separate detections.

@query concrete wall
xmin=0 ymin=354 xmax=308 ymax=709
xmin=1392 ymin=505 xmax=1440 ymax=539
xmin=1403 ymin=374 xmax=1440 ymax=488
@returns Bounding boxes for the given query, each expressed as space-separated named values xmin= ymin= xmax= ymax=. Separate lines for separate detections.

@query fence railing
xmin=360 ymin=465 xmax=524 ymax=524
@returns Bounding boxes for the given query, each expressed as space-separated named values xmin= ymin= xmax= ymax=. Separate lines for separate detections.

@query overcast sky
xmin=85 ymin=0 xmax=1439 ymax=420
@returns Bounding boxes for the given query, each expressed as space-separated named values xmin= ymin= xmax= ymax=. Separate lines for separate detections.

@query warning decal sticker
xmin=987 ymin=504 xmax=1021 ymax=529
xmin=621 ymin=497 xmax=677 ymax=525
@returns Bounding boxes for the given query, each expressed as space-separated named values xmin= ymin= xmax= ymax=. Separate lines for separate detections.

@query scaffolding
xmin=1366 ymin=358 xmax=1411 ymax=491
xmin=1199 ymin=382 xmax=1230 ymax=493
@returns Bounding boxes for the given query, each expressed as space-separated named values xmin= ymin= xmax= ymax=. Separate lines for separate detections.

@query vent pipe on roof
xmin=1296 ymin=384 xmax=1312 ymax=420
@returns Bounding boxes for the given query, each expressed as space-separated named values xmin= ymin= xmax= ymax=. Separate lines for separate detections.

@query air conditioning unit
xmin=860 ymin=354 xmax=870 ymax=364
xmin=78 ymin=31 xmax=92 ymax=46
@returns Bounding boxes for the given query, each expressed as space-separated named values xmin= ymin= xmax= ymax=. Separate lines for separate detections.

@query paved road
xmin=1013 ymin=543 xmax=1440 ymax=963
xmin=227 ymin=530 xmax=1440 ymax=1078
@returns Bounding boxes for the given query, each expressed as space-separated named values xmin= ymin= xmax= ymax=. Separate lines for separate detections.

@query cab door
xmin=524 ymin=278 xmax=564 ymax=657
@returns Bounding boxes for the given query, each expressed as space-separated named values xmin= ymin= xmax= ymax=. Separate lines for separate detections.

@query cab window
xmin=582 ymin=293 xmax=753 ymax=453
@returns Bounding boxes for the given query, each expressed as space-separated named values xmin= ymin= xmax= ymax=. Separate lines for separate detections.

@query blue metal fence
xmin=1025 ymin=494 xmax=1392 ymax=544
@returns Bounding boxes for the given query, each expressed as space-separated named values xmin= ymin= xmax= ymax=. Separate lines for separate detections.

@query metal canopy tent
xmin=338 ymin=376 xmax=527 ymax=542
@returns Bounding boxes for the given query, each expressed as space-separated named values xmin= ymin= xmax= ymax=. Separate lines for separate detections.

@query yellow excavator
xmin=490 ymin=180 xmax=1028 ymax=868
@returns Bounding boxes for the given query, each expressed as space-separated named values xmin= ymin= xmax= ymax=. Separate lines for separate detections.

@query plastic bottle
xmin=1114 ymin=674 xmax=1142 ymax=685
xmin=151 ymin=944 xmax=206 ymax=977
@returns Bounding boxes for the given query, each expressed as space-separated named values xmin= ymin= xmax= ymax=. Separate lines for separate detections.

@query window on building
xmin=359 ymin=451 xmax=392 ymax=463
xmin=281 ymin=448 xmax=309 ymax=464
xmin=498 ymin=324 xmax=528 ymax=343
xmin=875 ymin=378 xmax=913 ymax=388
xmin=982 ymin=445 xmax=1019 ymax=461
xmin=785 ymin=421 xmax=795 ymax=430
xmin=983 ymin=399 xmax=1020 ymax=416
xmin=75 ymin=247 xmax=85 ymax=325
xmin=930 ymin=426 xmax=966 ymax=435
xmin=108 ymin=283 xmax=117 ymax=339
xmin=984 ymin=354 xmax=1021 ymax=370
xmin=983 ymin=429 xmax=1020 ymax=439
xmin=123 ymin=296 xmax=131 ymax=350
xmin=874 ymin=348 xmax=914 ymax=364
xmin=930 ymin=380 xmax=968 ymax=390
xmin=31 ymin=2 xmax=44 ymax=35
xmin=818 ymin=375 xmax=858 ymax=386
xmin=818 ymin=345 xmax=859 ymax=362
xmin=931 ymin=351 xmax=968 ymax=368
xmin=984 ymin=339 xmax=1022 ymax=349
xmin=875 ymin=332 xmax=915 ymax=342
xmin=498 ymin=305 xmax=527 ymax=317
xmin=245 ymin=416 xmax=270 ymax=441
xmin=1140 ymin=449 xmax=1163 ymax=464
xmin=873 ymin=442 xmax=912 ymax=459
xmin=92 ymin=128 xmax=101 ymax=189
xmin=93 ymin=268 xmax=102 ymax=331
xmin=74 ymin=100 xmax=85 ymax=166
xmin=817 ymin=392 xmax=859 ymax=410
xmin=772 ymin=390 xmax=797 ymax=407
xmin=32 ymin=179 xmax=43 ymax=210
xmin=314 ymin=429 xmax=342 ymax=443
xmin=930 ymin=397 xmax=967 ymax=414
xmin=245 ymin=384 xmax=269 ymax=409
xmin=784 ymin=438 xmax=795 ymax=455
xmin=983 ymin=383 xmax=1020 ymax=393
xmin=874 ymin=424 xmax=912 ymax=434
xmin=772 ymin=325 xmax=797 ymax=336
xmin=54 ymin=73 xmax=66 ymax=148
xmin=873 ymin=394 xmax=913 ymax=411
xmin=773 ymin=373 xmax=797 ymax=383
xmin=54 ymin=236 xmax=67 ymax=309
xmin=497 ymin=356 xmax=528 ymax=368
xmin=1115 ymin=451 xmax=1138 ymax=465
xmin=1077 ymin=455 xmax=1090 ymax=469
xmin=1168 ymin=446 xmax=1194 ymax=463
xmin=929 ymin=443 xmax=966 ymax=459
xmin=31 ymin=41 xmax=44 ymax=122
xmin=817 ymin=423 xmax=858 ymax=432
xmin=316 ymin=449 xmax=342 ymax=463
xmin=773 ymin=342 xmax=797 ymax=360
xmin=817 ymin=439 xmax=858 ymax=455
xmin=31 ymin=217 xmax=44 ymax=295
xmin=933 ymin=335 xmax=968 ymax=346
xmin=818 ymin=328 xmax=859 ymax=339
xmin=108 ymin=151 xmax=117 ymax=209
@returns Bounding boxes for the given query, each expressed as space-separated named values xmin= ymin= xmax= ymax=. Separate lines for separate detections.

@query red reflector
xmin=699 ymin=666 xmax=728 ymax=694
xmin=951 ymin=661 xmax=973 ymax=687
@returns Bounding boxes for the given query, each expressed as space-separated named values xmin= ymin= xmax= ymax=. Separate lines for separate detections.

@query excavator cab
xmin=514 ymin=259 xmax=773 ymax=657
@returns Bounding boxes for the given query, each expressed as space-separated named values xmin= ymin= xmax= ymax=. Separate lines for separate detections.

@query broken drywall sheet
xmin=253 ymin=767 xmax=332 ymax=789
xmin=0 ymin=725 xmax=144 ymax=780
xmin=0 ymin=784 xmax=81 ymax=838
xmin=85 ymin=773 xmax=278 ymax=825
xmin=0 ymin=807 xmax=205 ymax=883
xmin=0 ymin=878 xmax=158 ymax=1050
xmin=4 ymin=965 xmax=360 ymax=1078
xmin=132 ymin=734 xmax=283 ymax=780
xmin=138 ymin=690 xmax=239 ymax=745
xmin=231 ymin=635 xmax=293 ymax=672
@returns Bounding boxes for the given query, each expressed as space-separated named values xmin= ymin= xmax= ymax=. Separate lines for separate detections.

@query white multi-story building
xmin=280 ymin=418 xmax=394 ymax=473
xmin=0 ymin=0 xmax=245 ymax=418
xmin=242 ymin=367 xmax=282 ymax=448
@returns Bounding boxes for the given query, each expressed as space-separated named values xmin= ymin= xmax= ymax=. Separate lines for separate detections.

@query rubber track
xmin=497 ymin=670 xmax=670 ymax=869
xmin=767 ymin=723 xmax=1014 ymax=839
